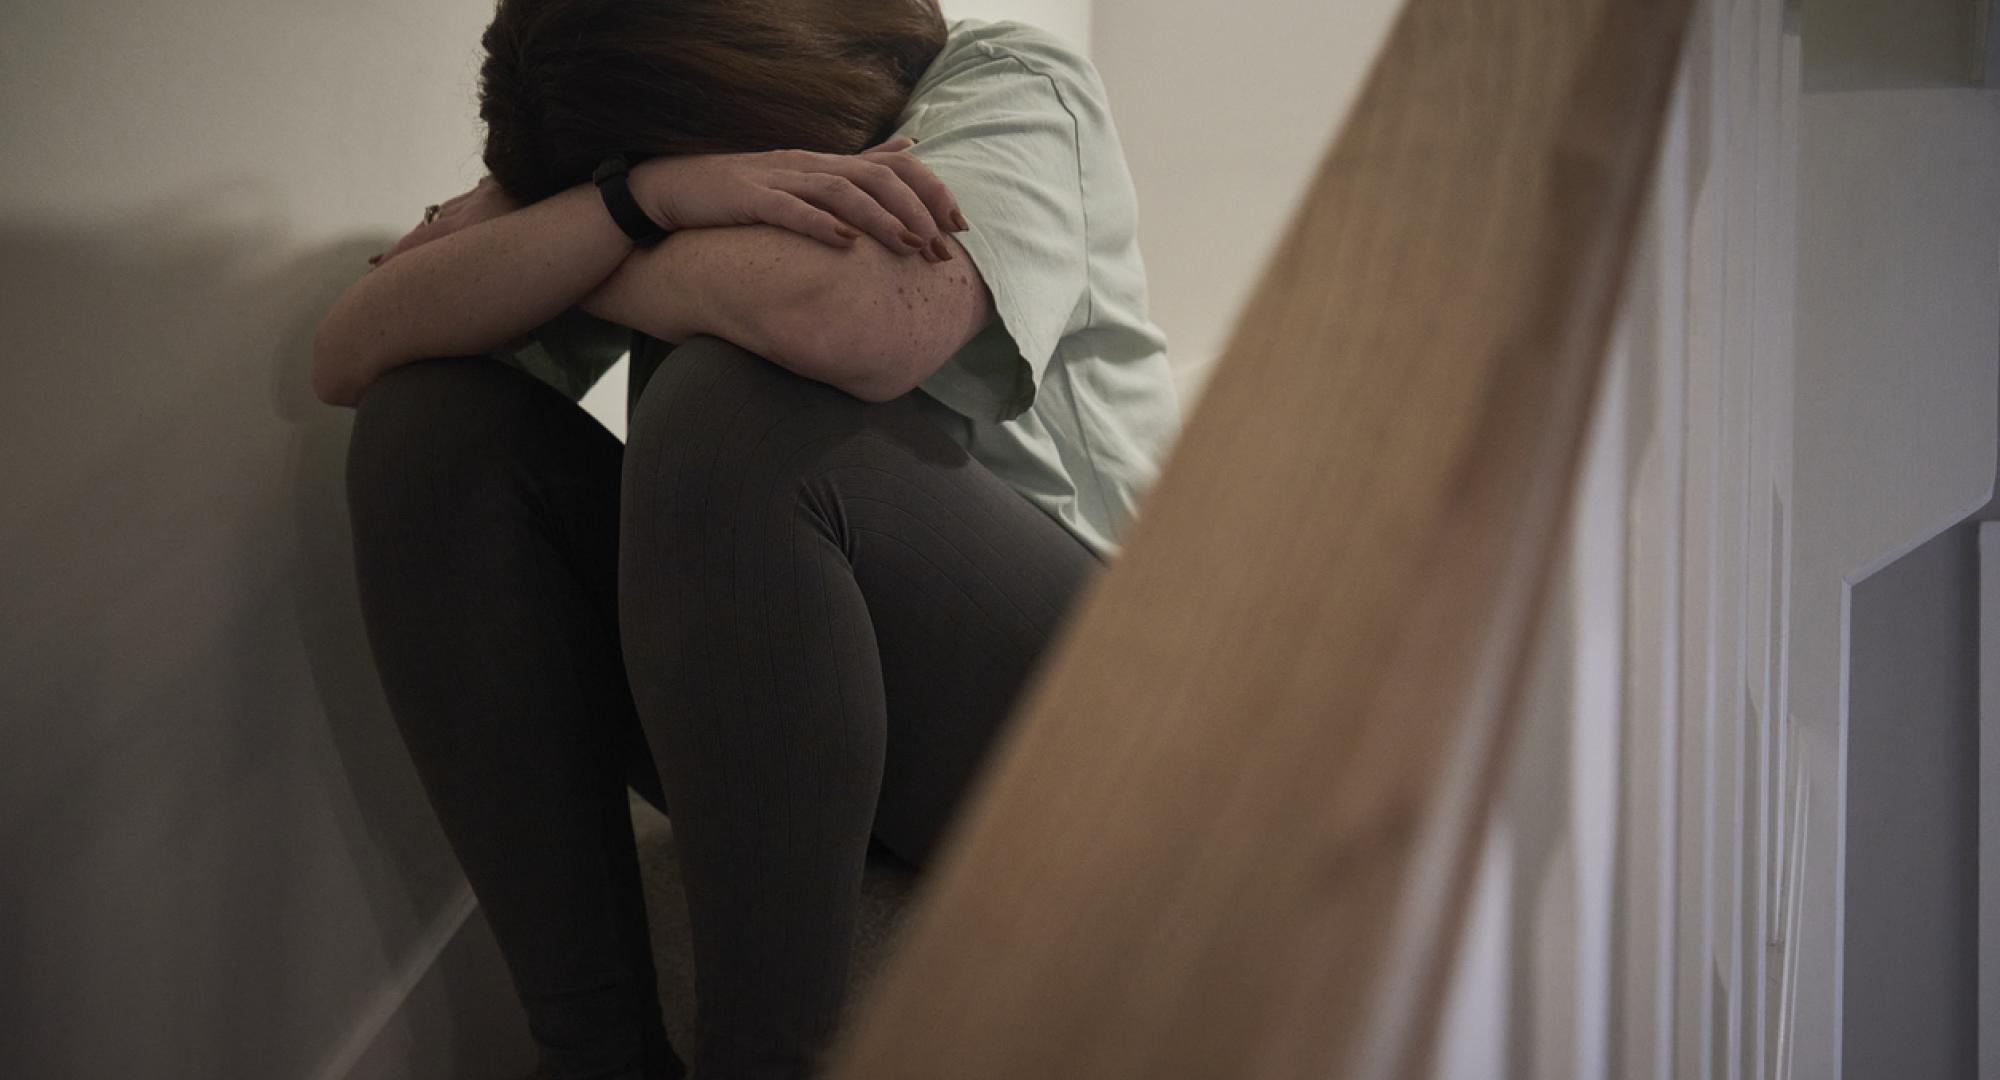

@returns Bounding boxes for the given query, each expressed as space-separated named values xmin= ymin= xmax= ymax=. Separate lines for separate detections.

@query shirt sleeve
xmin=904 ymin=53 xmax=1093 ymax=424
xmin=488 ymin=304 xmax=633 ymax=403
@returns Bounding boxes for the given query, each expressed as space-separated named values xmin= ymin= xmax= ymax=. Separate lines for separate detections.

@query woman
xmin=314 ymin=1 xmax=1178 ymax=1077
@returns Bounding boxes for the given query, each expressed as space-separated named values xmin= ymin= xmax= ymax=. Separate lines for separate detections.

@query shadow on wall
xmin=0 ymin=191 xmax=529 ymax=1078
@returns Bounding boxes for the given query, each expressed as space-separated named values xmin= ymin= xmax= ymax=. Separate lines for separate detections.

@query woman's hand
xmin=369 ymin=174 xmax=524 ymax=269
xmin=632 ymin=136 xmax=968 ymax=262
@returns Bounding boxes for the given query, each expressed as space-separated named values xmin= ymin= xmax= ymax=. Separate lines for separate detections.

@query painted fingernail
xmin=930 ymin=236 xmax=953 ymax=261
xmin=901 ymin=230 xmax=925 ymax=250
xmin=950 ymin=209 xmax=968 ymax=232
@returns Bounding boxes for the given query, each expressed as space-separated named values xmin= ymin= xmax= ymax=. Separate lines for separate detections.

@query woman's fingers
xmin=799 ymin=156 xmax=946 ymax=258
xmin=373 ymin=223 xmax=428 ymax=267
xmin=860 ymin=148 xmax=967 ymax=236
xmin=633 ymin=147 xmax=962 ymax=258
xmin=753 ymin=189 xmax=862 ymax=250
xmin=773 ymin=170 xmax=939 ymax=259
xmin=804 ymin=150 xmax=960 ymax=255
xmin=372 ymin=184 xmax=485 ymax=268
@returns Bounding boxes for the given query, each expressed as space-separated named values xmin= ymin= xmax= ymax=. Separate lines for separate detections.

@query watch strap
xmin=593 ymin=154 xmax=668 ymax=247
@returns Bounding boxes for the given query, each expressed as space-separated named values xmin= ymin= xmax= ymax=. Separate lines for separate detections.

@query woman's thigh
xmin=619 ymin=336 xmax=1102 ymax=866
xmin=346 ymin=354 xmax=667 ymax=811
xmin=838 ymin=422 xmax=1101 ymax=865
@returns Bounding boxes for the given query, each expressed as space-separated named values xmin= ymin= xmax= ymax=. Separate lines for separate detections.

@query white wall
xmin=1846 ymin=517 xmax=1989 ymax=1077
xmin=0 ymin=2 xmax=534 ymax=1076
xmin=1786 ymin=6 xmax=2000 ymax=1071
xmin=1090 ymin=0 xmax=1402 ymax=401
xmin=1802 ymin=0 xmax=1987 ymax=90
xmin=1787 ymin=86 xmax=2000 ymax=1080
xmin=943 ymin=0 xmax=1090 ymax=51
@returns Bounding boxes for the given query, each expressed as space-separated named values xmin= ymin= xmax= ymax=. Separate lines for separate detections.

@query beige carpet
xmin=627 ymin=794 xmax=921 ymax=1056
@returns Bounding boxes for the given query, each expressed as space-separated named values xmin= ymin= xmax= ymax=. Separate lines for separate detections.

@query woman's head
xmin=478 ymin=0 xmax=947 ymax=203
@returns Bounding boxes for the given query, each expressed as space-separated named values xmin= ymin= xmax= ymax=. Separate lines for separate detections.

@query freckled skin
xmin=584 ymin=224 xmax=992 ymax=400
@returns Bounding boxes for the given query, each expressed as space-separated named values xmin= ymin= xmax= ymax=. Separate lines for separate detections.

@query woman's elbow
xmin=312 ymin=376 xmax=362 ymax=410
xmin=769 ymin=313 xmax=934 ymax=403
xmin=310 ymin=364 xmax=358 ymax=409
xmin=800 ymin=338 xmax=928 ymax=403
xmin=843 ymin=379 xmax=911 ymax=404
xmin=832 ymin=355 xmax=924 ymax=403
xmin=310 ymin=323 xmax=365 ymax=408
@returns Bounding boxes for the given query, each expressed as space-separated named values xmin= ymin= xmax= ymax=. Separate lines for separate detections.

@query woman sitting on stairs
xmin=313 ymin=1 xmax=1178 ymax=1076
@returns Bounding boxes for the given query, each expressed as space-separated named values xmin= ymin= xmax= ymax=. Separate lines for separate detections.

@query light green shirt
xmin=492 ymin=17 xmax=1179 ymax=560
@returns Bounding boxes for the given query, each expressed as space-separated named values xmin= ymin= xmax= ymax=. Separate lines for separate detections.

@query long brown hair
xmin=477 ymin=0 xmax=947 ymax=203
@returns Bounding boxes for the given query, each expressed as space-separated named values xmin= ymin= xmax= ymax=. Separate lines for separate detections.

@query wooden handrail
xmin=823 ymin=1 xmax=1694 ymax=1076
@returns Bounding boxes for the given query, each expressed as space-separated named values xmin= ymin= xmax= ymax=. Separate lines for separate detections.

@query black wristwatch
xmin=593 ymin=154 xmax=668 ymax=247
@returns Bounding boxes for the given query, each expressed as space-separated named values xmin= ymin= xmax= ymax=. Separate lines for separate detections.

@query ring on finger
xmin=422 ymin=204 xmax=441 ymax=225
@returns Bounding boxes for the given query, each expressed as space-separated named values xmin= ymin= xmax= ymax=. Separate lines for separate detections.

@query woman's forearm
xmin=575 ymin=224 xmax=991 ymax=402
xmin=312 ymin=182 xmax=635 ymax=406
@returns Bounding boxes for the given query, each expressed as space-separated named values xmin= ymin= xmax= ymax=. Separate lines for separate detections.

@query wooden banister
xmin=822 ymin=1 xmax=1695 ymax=1076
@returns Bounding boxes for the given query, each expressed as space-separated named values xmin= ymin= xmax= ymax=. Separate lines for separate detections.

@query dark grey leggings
xmin=343 ymin=336 xmax=1100 ymax=1080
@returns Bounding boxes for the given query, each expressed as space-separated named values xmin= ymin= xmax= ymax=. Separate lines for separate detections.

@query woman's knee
xmin=628 ymin=335 xmax=815 ymax=452
xmin=622 ymin=335 xmax=858 ymax=503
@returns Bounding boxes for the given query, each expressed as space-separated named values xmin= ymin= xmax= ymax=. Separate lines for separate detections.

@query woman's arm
xmin=576 ymin=143 xmax=990 ymax=401
xmin=578 ymin=224 xmax=994 ymax=403
xmin=312 ymin=182 xmax=630 ymax=407
xmin=313 ymin=141 xmax=964 ymax=408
